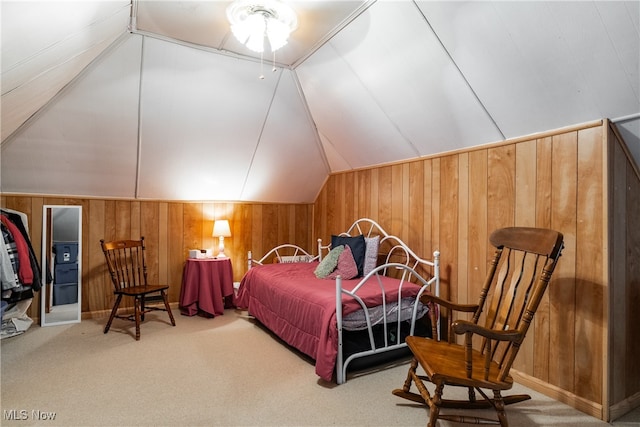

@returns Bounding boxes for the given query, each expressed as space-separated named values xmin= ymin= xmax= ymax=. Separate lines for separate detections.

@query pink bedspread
xmin=234 ymin=262 xmax=424 ymax=382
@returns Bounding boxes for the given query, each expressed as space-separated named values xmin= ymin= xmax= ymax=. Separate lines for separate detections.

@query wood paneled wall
xmin=0 ymin=197 xmax=313 ymax=318
xmin=313 ymin=120 xmax=639 ymax=421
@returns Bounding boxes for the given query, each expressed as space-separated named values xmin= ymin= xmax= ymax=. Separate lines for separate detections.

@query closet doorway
xmin=41 ymin=205 xmax=82 ymax=326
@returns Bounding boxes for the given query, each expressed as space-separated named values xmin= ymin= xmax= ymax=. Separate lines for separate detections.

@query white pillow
xmin=363 ymin=236 xmax=380 ymax=276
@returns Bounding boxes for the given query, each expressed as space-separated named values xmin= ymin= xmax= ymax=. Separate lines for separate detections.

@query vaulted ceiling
xmin=2 ymin=1 xmax=639 ymax=203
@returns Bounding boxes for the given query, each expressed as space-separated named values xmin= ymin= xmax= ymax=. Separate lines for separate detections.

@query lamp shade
xmin=213 ymin=220 xmax=231 ymax=237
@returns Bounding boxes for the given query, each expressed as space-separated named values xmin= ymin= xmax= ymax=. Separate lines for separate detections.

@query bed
xmin=234 ymin=218 xmax=440 ymax=384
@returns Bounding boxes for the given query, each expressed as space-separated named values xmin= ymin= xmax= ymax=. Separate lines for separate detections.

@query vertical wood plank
xmin=439 ymin=155 xmax=458 ymax=304
xmin=486 ymin=145 xmax=515 ymax=335
xmin=514 ymin=140 xmax=537 ymax=374
xmin=30 ymin=197 xmax=44 ymax=319
xmin=468 ymin=150 xmax=487 ymax=314
xmin=313 ymin=185 xmax=324 ymax=240
xmin=534 ymin=136 xmax=553 ymax=382
xmin=183 ymin=203 xmax=202 ymax=256
xmin=422 ymin=159 xmax=433 ymax=257
xmin=88 ymin=199 xmax=107 ymax=312
xmin=370 ymin=168 xmax=379 ymax=227
xmin=141 ymin=201 xmax=160 ymax=285
xmin=609 ymin=128 xmax=627 ymax=405
xmin=168 ymin=203 xmax=184 ymax=301
xmin=325 ymin=176 xmax=338 ymax=239
xmin=378 ymin=166 xmax=392 ymax=230
xmin=262 ymin=204 xmax=278 ymax=253
xmin=549 ymin=131 xmax=578 ymax=393
xmin=575 ymin=126 xmax=604 ymax=404
xmin=115 ymin=200 xmax=131 ymax=239
xmin=487 ymin=145 xmax=516 ymax=230
xmin=204 ymin=202 xmax=215 ymax=252
xmin=431 ymin=158 xmax=441 ymax=294
xmin=252 ymin=204 xmax=264 ymax=261
xmin=131 ymin=201 xmax=141 ymax=239
xmin=515 ymin=141 xmax=536 ymax=369
xmin=390 ymin=163 xmax=404 ymax=238
xmin=401 ymin=163 xmax=410 ymax=242
xmin=409 ymin=161 xmax=424 ymax=258
xmin=457 ymin=153 xmax=469 ymax=308
xmin=625 ymin=157 xmax=640 ymax=401
xmin=158 ymin=202 xmax=168 ymax=286
xmin=104 ymin=200 xmax=117 ymax=242
xmin=345 ymin=172 xmax=355 ymax=224
xmin=358 ymin=169 xmax=371 ymax=220
xmin=277 ymin=204 xmax=290 ymax=244
xmin=231 ymin=203 xmax=250 ymax=280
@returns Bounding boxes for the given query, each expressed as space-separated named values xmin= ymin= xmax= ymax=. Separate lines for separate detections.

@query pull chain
xmin=259 ymin=50 xmax=265 ymax=80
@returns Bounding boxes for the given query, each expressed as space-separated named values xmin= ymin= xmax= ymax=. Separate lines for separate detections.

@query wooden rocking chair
xmin=100 ymin=237 xmax=176 ymax=340
xmin=392 ymin=227 xmax=564 ymax=426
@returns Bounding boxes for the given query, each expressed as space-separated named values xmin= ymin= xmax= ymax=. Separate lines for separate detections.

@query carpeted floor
xmin=1 ymin=309 xmax=638 ymax=427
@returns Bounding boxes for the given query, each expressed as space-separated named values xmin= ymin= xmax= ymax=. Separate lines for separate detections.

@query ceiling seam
xmin=134 ymin=35 xmax=145 ymax=199
xmin=412 ymin=1 xmax=506 ymax=141
xmin=594 ymin=2 xmax=640 ymax=103
xmin=1 ymin=2 xmax=131 ymax=78
xmin=239 ymin=70 xmax=284 ymax=200
xmin=1 ymin=32 xmax=131 ymax=147
xmin=1 ymin=28 xmax=129 ymax=98
xmin=130 ymin=29 xmax=293 ymax=70
xmin=317 ymin=128 xmax=354 ymax=171
xmin=291 ymin=71 xmax=332 ymax=173
xmin=326 ymin=42 xmax=422 ymax=159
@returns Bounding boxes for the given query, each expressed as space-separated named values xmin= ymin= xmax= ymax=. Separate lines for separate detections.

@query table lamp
xmin=213 ymin=219 xmax=232 ymax=258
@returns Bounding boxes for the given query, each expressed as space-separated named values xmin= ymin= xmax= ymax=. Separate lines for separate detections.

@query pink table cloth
xmin=179 ymin=258 xmax=234 ymax=317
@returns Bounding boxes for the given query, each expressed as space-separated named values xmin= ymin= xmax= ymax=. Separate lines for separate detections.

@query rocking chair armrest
xmin=452 ymin=320 xmax=523 ymax=343
xmin=420 ymin=294 xmax=479 ymax=313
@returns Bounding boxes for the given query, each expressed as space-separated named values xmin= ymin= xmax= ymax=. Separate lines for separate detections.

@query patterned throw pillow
xmin=327 ymin=245 xmax=358 ymax=280
xmin=331 ymin=234 xmax=366 ymax=277
xmin=363 ymin=235 xmax=380 ymax=276
xmin=314 ymin=245 xmax=345 ymax=279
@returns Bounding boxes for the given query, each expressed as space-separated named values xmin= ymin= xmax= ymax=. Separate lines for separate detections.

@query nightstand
xmin=179 ymin=258 xmax=234 ymax=317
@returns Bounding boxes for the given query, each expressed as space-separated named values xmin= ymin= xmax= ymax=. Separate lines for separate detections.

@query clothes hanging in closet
xmin=1 ymin=209 xmax=42 ymax=338
xmin=1 ymin=209 xmax=44 ymax=296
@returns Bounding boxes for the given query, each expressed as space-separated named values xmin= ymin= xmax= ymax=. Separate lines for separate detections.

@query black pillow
xmin=331 ymin=234 xmax=366 ymax=277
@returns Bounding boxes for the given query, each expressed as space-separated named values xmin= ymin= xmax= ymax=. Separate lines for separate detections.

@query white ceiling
xmin=1 ymin=1 xmax=639 ymax=203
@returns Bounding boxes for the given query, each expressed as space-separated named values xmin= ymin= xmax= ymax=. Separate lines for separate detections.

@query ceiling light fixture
xmin=226 ymin=0 xmax=297 ymax=78
xmin=226 ymin=0 xmax=297 ymax=53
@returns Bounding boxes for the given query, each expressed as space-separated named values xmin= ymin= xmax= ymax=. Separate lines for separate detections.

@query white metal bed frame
xmin=246 ymin=218 xmax=440 ymax=384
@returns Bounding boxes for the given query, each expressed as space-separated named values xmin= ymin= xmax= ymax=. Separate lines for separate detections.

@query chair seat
xmin=115 ymin=284 xmax=169 ymax=296
xmin=406 ymin=336 xmax=513 ymax=390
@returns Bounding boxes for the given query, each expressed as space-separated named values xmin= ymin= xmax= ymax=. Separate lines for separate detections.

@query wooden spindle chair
xmin=392 ymin=227 xmax=564 ymax=426
xmin=100 ymin=237 xmax=176 ymax=340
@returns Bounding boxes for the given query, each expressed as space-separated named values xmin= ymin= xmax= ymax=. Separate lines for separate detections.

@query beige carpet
xmin=1 ymin=309 xmax=638 ymax=427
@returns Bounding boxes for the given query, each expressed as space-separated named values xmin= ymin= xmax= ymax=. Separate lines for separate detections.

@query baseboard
xmin=609 ymin=391 xmax=640 ymax=422
xmin=511 ymin=370 xmax=604 ymax=421
xmin=81 ymin=308 xmax=110 ymax=320
xmin=81 ymin=302 xmax=180 ymax=320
